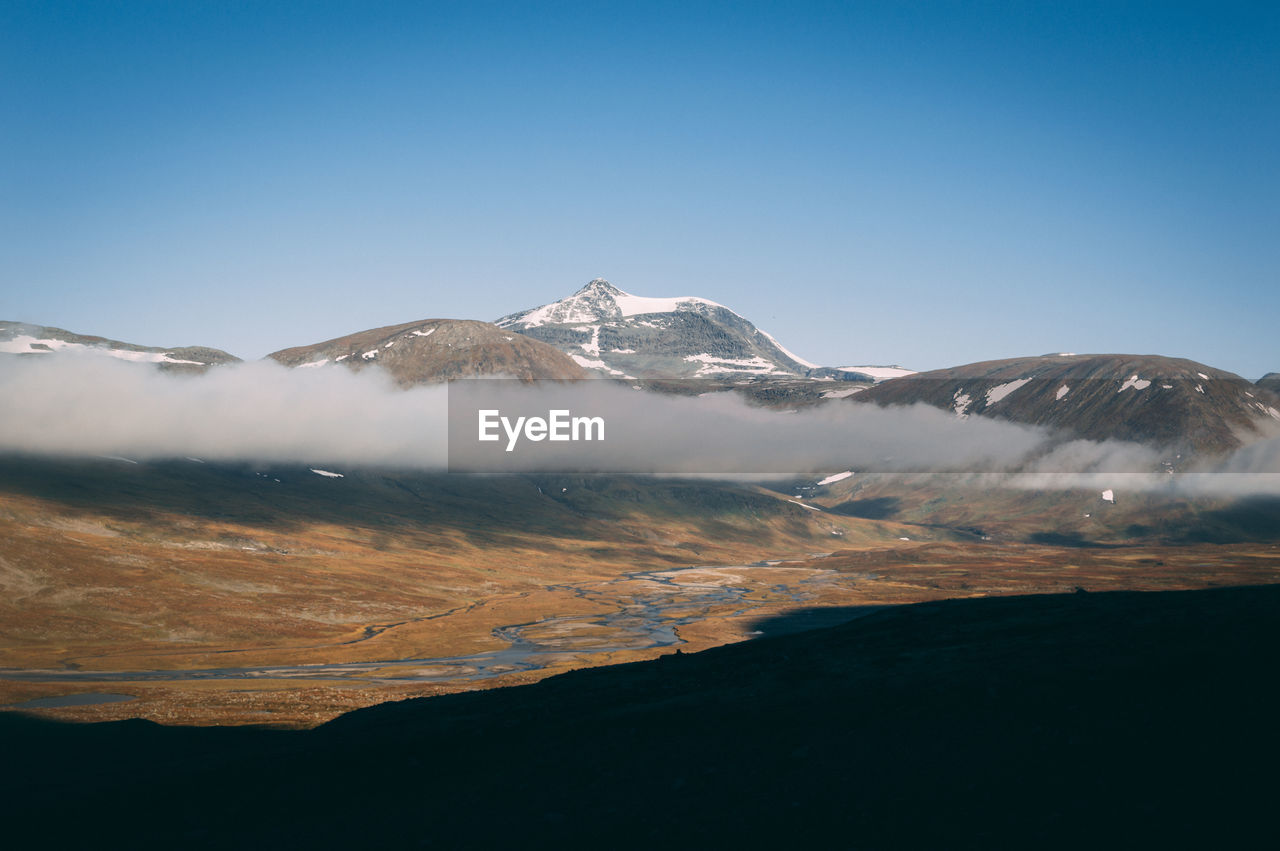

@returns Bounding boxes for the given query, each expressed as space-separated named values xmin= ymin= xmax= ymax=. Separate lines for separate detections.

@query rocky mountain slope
xmin=852 ymin=353 xmax=1280 ymax=454
xmin=0 ymin=320 xmax=239 ymax=373
xmin=496 ymin=278 xmax=902 ymax=381
xmin=267 ymin=318 xmax=586 ymax=384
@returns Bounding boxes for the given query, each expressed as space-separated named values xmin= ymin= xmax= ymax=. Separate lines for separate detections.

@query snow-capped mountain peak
xmin=496 ymin=278 xmax=730 ymax=329
xmin=495 ymin=278 xmax=829 ymax=379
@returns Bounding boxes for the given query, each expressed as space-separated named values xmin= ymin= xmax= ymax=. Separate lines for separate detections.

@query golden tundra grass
xmin=3 ymin=471 xmax=1278 ymax=728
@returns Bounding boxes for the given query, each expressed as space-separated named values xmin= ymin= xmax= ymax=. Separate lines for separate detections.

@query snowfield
xmin=836 ymin=366 xmax=917 ymax=381
xmin=0 ymin=335 xmax=205 ymax=365
xmin=1118 ymin=375 xmax=1152 ymax=392
xmin=985 ymin=378 xmax=1032 ymax=406
xmin=682 ymin=353 xmax=787 ymax=376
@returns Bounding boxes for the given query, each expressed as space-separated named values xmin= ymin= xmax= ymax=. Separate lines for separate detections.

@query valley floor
xmin=4 ymin=534 xmax=1278 ymax=726
xmin=3 ymin=456 xmax=1279 ymax=727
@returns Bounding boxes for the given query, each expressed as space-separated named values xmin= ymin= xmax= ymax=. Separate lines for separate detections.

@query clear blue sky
xmin=3 ymin=1 xmax=1276 ymax=376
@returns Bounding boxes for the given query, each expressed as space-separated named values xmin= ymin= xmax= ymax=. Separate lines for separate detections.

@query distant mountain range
xmin=1 ymin=279 xmax=911 ymax=383
xmin=5 ymin=280 xmax=1278 ymax=457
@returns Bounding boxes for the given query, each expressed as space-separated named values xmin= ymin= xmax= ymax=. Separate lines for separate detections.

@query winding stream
xmin=0 ymin=564 xmax=863 ymax=688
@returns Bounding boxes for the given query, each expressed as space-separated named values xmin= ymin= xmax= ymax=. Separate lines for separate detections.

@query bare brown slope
xmin=854 ymin=353 xmax=1280 ymax=453
xmin=267 ymin=318 xmax=587 ymax=385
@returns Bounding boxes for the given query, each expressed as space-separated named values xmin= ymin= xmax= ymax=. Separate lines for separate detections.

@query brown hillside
xmin=268 ymin=319 xmax=587 ymax=385
xmin=854 ymin=353 xmax=1280 ymax=454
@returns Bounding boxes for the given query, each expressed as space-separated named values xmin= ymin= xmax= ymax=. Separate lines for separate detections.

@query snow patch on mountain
xmin=759 ymin=329 xmax=819 ymax=369
xmin=570 ymin=354 xmax=629 ymax=376
xmin=822 ymin=386 xmax=865 ymax=399
xmin=1119 ymin=375 xmax=1151 ymax=392
xmin=683 ymin=354 xmax=784 ymax=376
xmin=985 ymin=378 xmax=1032 ymax=406
xmin=614 ymin=292 xmax=727 ymax=317
xmin=836 ymin=366 xmax=917 ymax=381
xmin=0 ymin=335 xmax=205 ymax=365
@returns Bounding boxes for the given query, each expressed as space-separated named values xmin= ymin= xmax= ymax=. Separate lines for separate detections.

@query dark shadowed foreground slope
xmin=6 ymin=585 xmax=1279 ymax=848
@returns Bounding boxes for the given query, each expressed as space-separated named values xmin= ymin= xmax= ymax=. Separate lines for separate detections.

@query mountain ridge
xmin=495 ymin=278 xmax=878 ymax=380
xmin=266 ymin=318 xmax=586 ymax=384
xmin=0 ymin=320 xmax=240 ymax=372
xmin=852 ymin=353 xmax=1280 ymax=454
xmin=9 ymin=294 xmax=1277 ymax=459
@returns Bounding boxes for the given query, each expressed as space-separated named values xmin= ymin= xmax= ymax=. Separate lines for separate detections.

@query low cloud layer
xmin=2 ymin=356 xmax=1278 ymax=495
xmin=448 ymin=379 xmax=1056 ymax=474
xmin=1 ymin=356 xmax=449 ymax=466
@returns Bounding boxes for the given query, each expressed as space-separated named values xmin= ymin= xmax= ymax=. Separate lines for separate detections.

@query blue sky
xmin=2 ymin=1 xmax=1276 ymax=376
